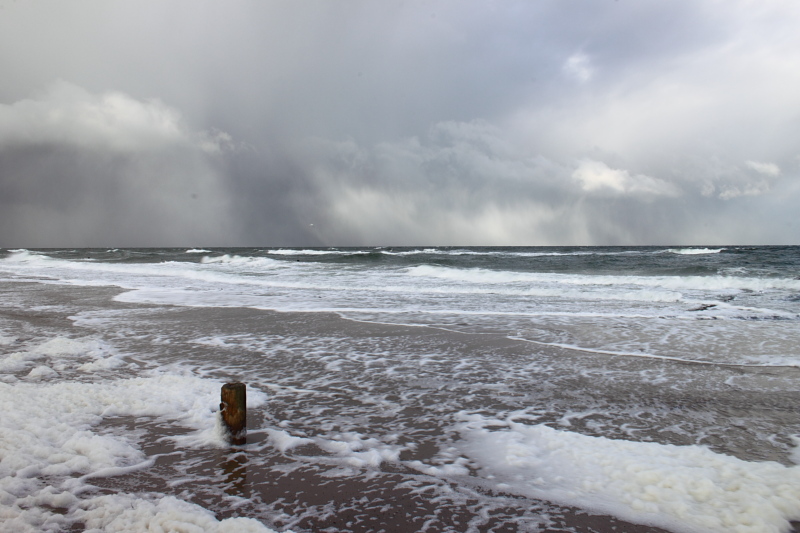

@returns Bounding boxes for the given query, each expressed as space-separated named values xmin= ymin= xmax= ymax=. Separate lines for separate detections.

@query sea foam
xmin=458 ymin=415 xmax=800 ymax=533
xmin=74 ymin=493 xmax=277 ymax=533
xmin=405 ymin=264 xmax=800 ymax=292
xmin=667 ymin=248 xmax=724 ymax=255
xmin=0 ymin=371 xmax=269 ymax=532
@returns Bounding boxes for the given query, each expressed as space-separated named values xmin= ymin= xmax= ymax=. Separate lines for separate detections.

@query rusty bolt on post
xmin=220 ymin=382 xmax=246 ymax=445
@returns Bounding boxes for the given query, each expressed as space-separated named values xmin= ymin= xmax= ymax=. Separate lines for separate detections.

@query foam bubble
xmin=0 ymin=373 xmax=269 ymax=531
xmin=32 ymin=336 xmax=100 ymax=356
xmin=26 ymin=365 xmax=57 ymax=379
xmin=1 ymin=336 xmax=125 ymax=376
xmin=314 ymin=432 xmax=403 ymax=468
xmin=74 ymin=493 xmax=278 ymax=533
xmin=458 ymin=416 xmax=800 ymax=533
xmin=265 ymin=428 xmax=313 ymax=452
xmin=792 ymin=437 xmax=800 ymax=466
xmin=0 ymin=335 xmax=16 ymax=346
xmin=0 ymin=351 xmax=44 ymax=373
xmin=262 ymin=429 xmax=404 ymax=469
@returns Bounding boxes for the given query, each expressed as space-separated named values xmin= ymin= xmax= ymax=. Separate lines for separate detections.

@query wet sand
xmin=2 ymin=280 xmax=798 ymax=532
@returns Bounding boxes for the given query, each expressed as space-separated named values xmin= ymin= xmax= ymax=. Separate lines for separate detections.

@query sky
xmin=1 ymin=0 xmax=799 ymax=247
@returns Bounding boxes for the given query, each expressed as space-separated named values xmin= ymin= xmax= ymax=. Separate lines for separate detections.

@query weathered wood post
xmin=220 ymin=382 xmax=246 ymax=445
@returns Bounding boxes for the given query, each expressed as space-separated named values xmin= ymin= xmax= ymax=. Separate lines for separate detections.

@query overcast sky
xmin=1 ymin=0 xmax=799 ymax=246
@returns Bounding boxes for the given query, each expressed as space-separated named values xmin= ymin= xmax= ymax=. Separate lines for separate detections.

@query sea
xmin=1 ymin=246 xmax=799 ymax=533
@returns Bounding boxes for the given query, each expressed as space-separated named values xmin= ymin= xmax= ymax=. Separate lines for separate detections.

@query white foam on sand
xmin=0 ymin=336 xmax=125 ymax=375
xmin=0 ymin=372 xmax=271 ymax=532
xmin=3 ymin=491 xmax=279 ymax=533
xmin=0 ymin=336 xmax=16 ymax=346
xmin=457 ymin=414 xmax=800 ymax=533
xmin=26 ymin=365 xmax=57 ymax=379
xmin=74 ymin=493 xmax=276 ymax=533
xmin=262 ymin=428 xmax=404 ymax=469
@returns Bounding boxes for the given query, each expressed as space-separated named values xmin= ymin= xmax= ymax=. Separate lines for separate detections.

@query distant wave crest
xmin=267 ymin=249 xmax=367 ymax=256
xmin=667 ymin=248 xmax=724 ymax=255
xmin=200 ymin=254 xmax=281 ymax=268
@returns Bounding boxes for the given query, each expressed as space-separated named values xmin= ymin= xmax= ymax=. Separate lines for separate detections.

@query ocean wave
xmin=383 ymin=249 xmax=642 ymax=258
xmin=666 ymin=248 xmax=724 ymax=255
xmin=380 ymin=248 xmax=447 ymax=256
xmin=266 ymin=249 xmax=368 ymax=256
xmin=405 ymin=264 xmax=800 ymax=292
xmin=1 ymin=250 xmax=51 ymax=263
xmin=200 ymin=254 xmax=282 ymax=268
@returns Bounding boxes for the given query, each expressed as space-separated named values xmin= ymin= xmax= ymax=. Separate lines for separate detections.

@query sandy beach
xmin=3 ymin=276 xmax=799 ymax=532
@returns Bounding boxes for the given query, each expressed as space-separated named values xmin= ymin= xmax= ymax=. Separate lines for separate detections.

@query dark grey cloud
xmin=1 ymin=0 xmax=799 ymax=246
xmin=0 ymin=82 xmax=233 ymax=246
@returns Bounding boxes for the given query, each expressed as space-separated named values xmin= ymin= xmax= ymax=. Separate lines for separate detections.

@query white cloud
xmin=572 ymin=159 xmax=680 ymax=198
xmin=745 ymin=160 xmax=780 ymax=177
xmin=717 ymin=178 xmax=773 ymax=200
xmin=563 ymin=52 xmax=593 ymax=83
xmin=696 ymin=160 xmax=783 ymax=200
xmin=0 ymin=80 xmax=231 ymax=154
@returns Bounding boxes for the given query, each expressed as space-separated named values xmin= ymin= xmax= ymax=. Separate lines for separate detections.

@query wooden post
xmin=220 ymin=382 xmax=246 ymax=445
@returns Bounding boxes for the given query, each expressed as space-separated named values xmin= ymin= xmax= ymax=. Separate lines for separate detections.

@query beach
xmin=1 ymin=247 xmax=800 ymax=532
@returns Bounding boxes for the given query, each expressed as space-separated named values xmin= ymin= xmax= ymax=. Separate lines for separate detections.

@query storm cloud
xmin=1 ymin=0 xmax=799 ymax=246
